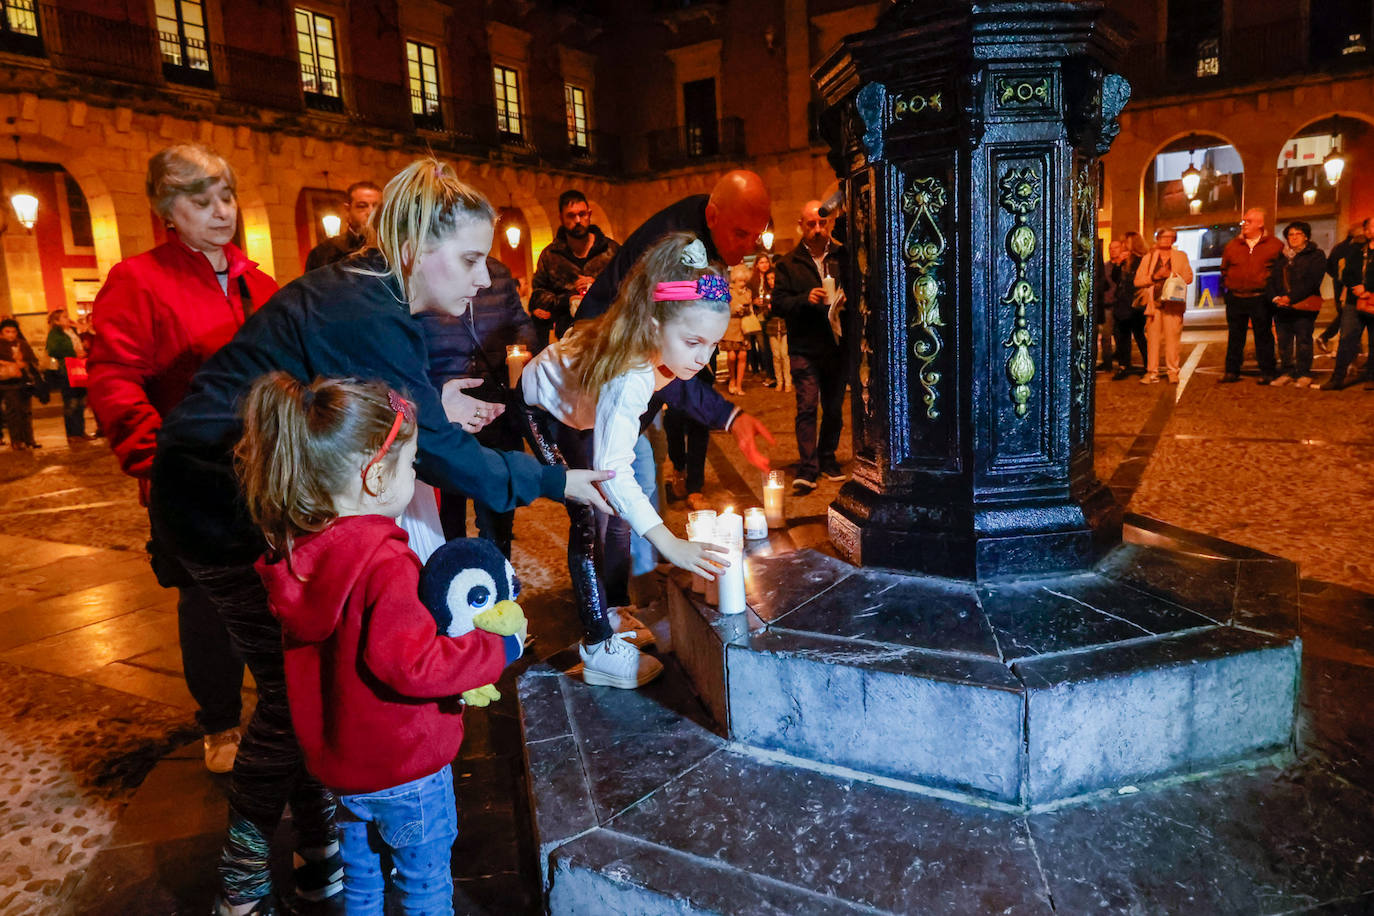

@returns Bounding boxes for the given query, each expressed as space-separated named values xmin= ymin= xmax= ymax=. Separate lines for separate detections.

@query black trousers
xmin=790 ymin=351 xmax=845 ymax=480
xmin=518 ymin=404 xmax=615 ymax=644
xmin=438 ymin=493 xmax=514 ymax=558
xmin=663 ymin=407 xmax=709 ymax=494
xmin=181 ymin=559 xmax=337 ymax=905
xmin=1224 ymin=293 xmax=1276 ymax=376
xmin=1112 ymin=310 xmax=1147 ymax=369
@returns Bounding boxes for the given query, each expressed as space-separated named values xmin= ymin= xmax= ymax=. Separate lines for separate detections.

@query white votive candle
xmin=505 ymin=344 xmax=530 ymax=389
xmin=686 ymin=509 xmax=716 ymax=594
xmin=715 ymin=509 xmax=746 ymax=615
xmin=763 ymin=470 xmax=786 ymax=528
xmin=744 ymin=507 xmax=768 ymax=540
xmin=821 ymin=275 xmax=837 ymax=304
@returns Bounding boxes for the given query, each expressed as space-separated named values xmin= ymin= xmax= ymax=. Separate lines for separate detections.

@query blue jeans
xmin=337 ymin=765 xmax=459 ymax=916
xmin=1331 ymin=300 xmax=1374 ymax=385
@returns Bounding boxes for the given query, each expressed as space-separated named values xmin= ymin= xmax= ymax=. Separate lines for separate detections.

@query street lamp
xmin=761 ymin=223 xmax=774 ymax=251
xmin=8 ymin=135 xmax=37 ymax=230
xmin=504 ymin=222 xmax=521 ymax=249
xmin=320 ymin=170 xmax=342 ymax=238
xmin=1180 ymin=151 xmax=1202 ymax=200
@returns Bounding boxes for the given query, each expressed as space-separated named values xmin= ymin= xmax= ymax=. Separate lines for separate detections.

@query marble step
xmin=667 ymin=534 xmax=1301 ymax=807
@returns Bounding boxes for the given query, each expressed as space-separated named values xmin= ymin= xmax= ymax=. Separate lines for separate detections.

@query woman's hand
xmin=442 ymin=378 xmax=505 ymax=433
xmin=657 ymin=533 xmax=729 ymax=579
xmin=564 ymin=469 xmax=615 ymax=514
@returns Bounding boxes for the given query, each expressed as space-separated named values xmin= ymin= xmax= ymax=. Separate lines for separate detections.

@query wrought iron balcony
xmin=5 ymin=5 xmax=621 ymax=174
xmin=646 ymin=117 xmax=745 ymax=171
xmin=1122 ymin=19 xmax=1373 ymax=100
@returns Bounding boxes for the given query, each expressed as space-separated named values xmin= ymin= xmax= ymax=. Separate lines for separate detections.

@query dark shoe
xmin=1218 ymin=373 xmax=1241 ymax=384
xmin=762 ymin=379 xmax=777 ymax=388
xmin=1318 ymin=378 xmax=1346 ymax=391
xmin=1112 ymin=369 xmax=1131 ymax=381
xmin=1315 ymin=336 xmax=1332 ymax=355
xmin=820 ymin=462 xmax=847 ymax=481
xmin=792 ymin=476 xmax=817 ymax=494
xmin=293 ymin=843 xmax=344 ymax=902
xmin=1256 ymin=375 xmax=1276 ymax=386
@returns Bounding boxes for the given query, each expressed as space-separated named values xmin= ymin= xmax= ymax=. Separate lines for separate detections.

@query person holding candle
xmin=419 ymin=257 xmax=538 ymax=557
xmin=521 ymin=232 xmax=734 ymax=688
xmin=772 ymin=199 xmax=849 ymax=493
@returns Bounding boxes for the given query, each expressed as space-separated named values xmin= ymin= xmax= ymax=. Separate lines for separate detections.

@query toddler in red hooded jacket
xmin=237 ymin=372 xmax=522 ymax=916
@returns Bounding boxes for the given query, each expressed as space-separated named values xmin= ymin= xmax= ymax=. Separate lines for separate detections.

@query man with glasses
xmin=1219 ymin=208 xmax=1285 ymax=384
xmin=529 ymin=190 xmax=619 ymax=350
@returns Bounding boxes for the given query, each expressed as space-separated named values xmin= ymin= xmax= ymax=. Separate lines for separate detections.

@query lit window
xmin=156 ymin=0 xmax=211 ymax=82
xmin=296 ymin=8 xmax=340 ymax=105
xmin=407 ymin=40 xmax=442 ymax=129
xmin=1 ymin=0 xmax=39 ymax=38
xmin=1195 ymin=37 xmax=1220 ymax=77
xmin=565 ymin=84 xmax=589 ymax=150
xmin=493 ymin=65 xmax=523 ymax=139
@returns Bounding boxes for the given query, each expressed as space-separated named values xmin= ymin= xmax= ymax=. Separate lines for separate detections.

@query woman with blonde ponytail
xmin=149 ymin=158 xmax=612 ymax=916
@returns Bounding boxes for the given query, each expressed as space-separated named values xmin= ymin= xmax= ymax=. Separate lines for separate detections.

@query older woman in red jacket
xmin=88 ymin=144 xmax=273 ymax=777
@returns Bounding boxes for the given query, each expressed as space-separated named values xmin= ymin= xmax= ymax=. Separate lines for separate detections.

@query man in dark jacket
xmin=1219 ymin=208 xmax=1286 ymax=383
xmin=304 ymin=181 xmax=381 ymax=272
xmin=421 ymin=258 xmax=538 ymax=555
xmin=772 ymin=199 xmax=848 ymax=492
xmin=1325 ymin=217 xmax=1374 ymax=391
xmin=528 ymin=190 xmax=619 ymax=349
xmin=1321 ymin=220 xmax=1366 ymax=352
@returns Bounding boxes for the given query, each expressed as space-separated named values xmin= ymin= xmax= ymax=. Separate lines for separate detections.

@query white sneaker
xmin=1271 ymin=375 xmax=1293 ymax=387
xmin=579 ymin=633 xmax=663 ymax=689
xmin=607 ymin=606 xmax=656 ymax=649
xmin=203 ymin=727 xmax=241 ymax=774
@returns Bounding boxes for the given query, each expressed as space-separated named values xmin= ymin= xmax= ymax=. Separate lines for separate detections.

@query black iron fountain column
xmin=816 ymin=0 xmax=1134 ymax=579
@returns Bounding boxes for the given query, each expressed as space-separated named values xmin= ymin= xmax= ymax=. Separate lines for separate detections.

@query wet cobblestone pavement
xmin=0 ymin=330 xmax=1369 ymax=913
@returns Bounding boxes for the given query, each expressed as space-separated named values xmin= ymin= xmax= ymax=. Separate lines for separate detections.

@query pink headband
xmin=653 ymin=275 xmax=730 ymax=303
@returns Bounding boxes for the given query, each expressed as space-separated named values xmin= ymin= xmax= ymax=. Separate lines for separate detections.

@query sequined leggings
xmin=181 ymin=559 xmax=338 ymax=906
xmin=518 ymin=403 xmax=614 ymax=644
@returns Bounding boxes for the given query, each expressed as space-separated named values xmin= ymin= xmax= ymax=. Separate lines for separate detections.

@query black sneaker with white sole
xmin=792 ymin=476 xmax=817 ymax=494
xmin=820 ymin=464 xmax=847 ymax=481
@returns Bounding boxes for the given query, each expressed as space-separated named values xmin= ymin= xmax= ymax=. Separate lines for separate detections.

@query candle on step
xmin=744 ymin=507 xmax=768 ymax=540
xmin=715 ymin=508 xmax=746 ymax=615
xmin=686 ymin=509 xmax=716 ymax=594
xmin=763 ymin=470 xmax=786 ymax=528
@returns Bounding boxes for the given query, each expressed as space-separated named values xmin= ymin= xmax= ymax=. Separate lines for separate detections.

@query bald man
xmin=772 ymin=199 xmax=848 ymax=491
xmin=1219 ymin=208 xmax=1285 ymax=383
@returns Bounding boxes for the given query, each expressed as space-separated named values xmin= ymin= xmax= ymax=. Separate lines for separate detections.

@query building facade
xmin=0 ymin=0 xmax=1370 ymax=339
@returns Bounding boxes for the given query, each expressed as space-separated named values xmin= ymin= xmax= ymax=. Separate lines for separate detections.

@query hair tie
xmin=680 ymin=239 xmax=709 ymax=268
xmin=653 ymin=275 xmax=730 ymax=303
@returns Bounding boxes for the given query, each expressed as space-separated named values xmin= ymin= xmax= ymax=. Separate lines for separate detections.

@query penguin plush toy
xmin=418 ymin=538 xmax=527 ymax=707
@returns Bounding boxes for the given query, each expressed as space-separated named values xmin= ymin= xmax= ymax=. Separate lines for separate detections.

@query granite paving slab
xmin=770 ymin=568 xmax=999 ymax=659
xmin=603 ymin=747 xmax=1052 ymax=915
xmin=743 ymin=548 xmax=857 ymax=624
xmin=1029 ymin=759 xmax=1374 ymax=915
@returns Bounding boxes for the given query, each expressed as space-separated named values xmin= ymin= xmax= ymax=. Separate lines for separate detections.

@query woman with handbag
xmin=1266 ymin=221 xmax=1327 ymax=388
xmin=0 ymin=319 xmax=44 ymax=450
xmin=45 ymin=309 xmax=96 ymax=441
xmin=1134 ymin=227 xmax=1193 ymax=384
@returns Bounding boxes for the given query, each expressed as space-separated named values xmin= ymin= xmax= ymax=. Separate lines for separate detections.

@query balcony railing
xmin=646 ymin=117 xmax=745 ymax=171
xmin=7 ymin=5 xmax=621 ymax=174
xmin=1122 ymin=20 xmax=1373 ymax=100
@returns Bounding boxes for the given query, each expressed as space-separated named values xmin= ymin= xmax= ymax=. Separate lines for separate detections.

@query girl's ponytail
xmin=234 ymin=372 xmax=416 ymax=564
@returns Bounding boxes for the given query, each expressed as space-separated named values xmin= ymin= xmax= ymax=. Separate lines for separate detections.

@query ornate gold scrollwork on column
xmin=998 ymin=167 xmax=1041 ymax=418
xmin=1072 ymin=161 xmax=1096 ymax=415
xmin=901 ymin=177 xmax=948 ymax=420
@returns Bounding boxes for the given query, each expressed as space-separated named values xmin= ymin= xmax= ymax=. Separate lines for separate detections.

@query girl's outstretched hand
xmin=730 ymin=412 xmax=776 ymax=471
xmin=565 ymin=469 xmax=615 ymax=514
xmin=659 ymin=535 xmax=729 ymax=580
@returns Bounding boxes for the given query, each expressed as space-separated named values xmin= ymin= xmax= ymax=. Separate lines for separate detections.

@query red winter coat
xmin=256 ymin=515 xmax=511 ymax=795
xmin=87 ymin=235 xmax=278 ymax=482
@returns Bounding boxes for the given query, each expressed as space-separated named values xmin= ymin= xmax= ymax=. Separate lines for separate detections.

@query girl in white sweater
xmin=521 ymin=232 xmax=730 ymax=688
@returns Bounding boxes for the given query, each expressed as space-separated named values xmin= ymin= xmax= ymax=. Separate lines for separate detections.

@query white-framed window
xmin=156 ymin=0 xmax=211 ymax=81
xmin=493 ymin=64 xmax=523 ymax=139
xmin=565 ymin=83 xmax=589 ymax=150
xmin=406 ymin=39 xmax=442 ymax=128
xmin=295 ymin=8 xmax=340 ymax=105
